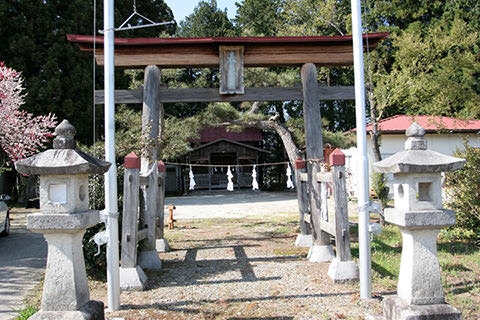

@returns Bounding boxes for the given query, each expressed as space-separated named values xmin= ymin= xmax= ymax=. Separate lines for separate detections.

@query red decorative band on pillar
xmin=124 ymin=152 xmax=140 ymax=169
xmin=158 ymin=160 xmax=166 ymax=173
xmin=329 ymin=148 xmax=345 ymax=166
xmin=295 ymin=158 xmax=306 ymax=169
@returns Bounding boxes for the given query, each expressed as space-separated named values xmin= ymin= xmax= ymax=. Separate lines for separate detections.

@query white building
xmin=344 ymin=115 xmax=480 ymax=197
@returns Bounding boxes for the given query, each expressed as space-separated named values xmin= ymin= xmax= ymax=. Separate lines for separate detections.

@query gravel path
xmin=165 ymin=191 xmax=299 ymax=219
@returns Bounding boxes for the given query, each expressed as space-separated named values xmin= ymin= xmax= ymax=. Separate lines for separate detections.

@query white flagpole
xmin=351 ymin=0 xmax=372 ymax=299
xmin=104 ymin=0 xmax=120 ymax=311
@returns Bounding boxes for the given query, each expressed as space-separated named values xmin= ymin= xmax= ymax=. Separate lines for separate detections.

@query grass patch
xmin=13 ymin=305 xmax=38 ymax=320
xmin=164 ymin=231 xmax=185 ymax=242
xmin=271 ymin=225 xmax=293 ymax=234
xmin=189 ymin=218 xmax=242 ymax=227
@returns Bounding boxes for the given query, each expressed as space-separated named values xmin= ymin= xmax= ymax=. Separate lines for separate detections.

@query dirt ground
xmin=90 ymin=192 xmax=382 ymax=320
xmin=13 ymin=191 xmax=478 ymax=319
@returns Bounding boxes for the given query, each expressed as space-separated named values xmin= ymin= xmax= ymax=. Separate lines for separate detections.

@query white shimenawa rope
xmin=189 ymin=165 xmax=196 ymax=191
xmin=226 ymin=165 xmax=234 ymax=191
xmin=251 ymin=165 xmax=259 ymax=191
xmin=286 ymin=164 xmax=294 ymax=189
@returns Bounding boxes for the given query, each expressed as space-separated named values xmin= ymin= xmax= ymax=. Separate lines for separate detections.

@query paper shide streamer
xmin=226 ymin=165 xmax=234 ymax=191
xmin=286 ymin=163 xmax=294 ymax=189
xmin=252 ymin=165 xmax=259 ymax=190
xmin=189 ymin=165 xmax=196 ymax=190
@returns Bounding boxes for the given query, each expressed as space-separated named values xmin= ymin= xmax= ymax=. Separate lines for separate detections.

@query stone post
xmin=374 ymin=123 xmax=465 ymax=320
xmin=15 ymin=120 xmax=110 ymax=320
xmin=156 ymin=160 xmax=169 ymax=252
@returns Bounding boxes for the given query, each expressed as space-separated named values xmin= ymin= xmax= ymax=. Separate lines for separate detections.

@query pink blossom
xmin=0 ymin=62 xmax=57 ymax=166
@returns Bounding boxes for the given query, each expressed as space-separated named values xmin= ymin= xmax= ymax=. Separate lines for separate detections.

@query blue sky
xmin=164 ymin=0 xmax=238 ymax=23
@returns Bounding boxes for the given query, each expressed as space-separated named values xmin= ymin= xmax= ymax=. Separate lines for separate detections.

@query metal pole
xmin=351 ymin=0 xmax=372 ymax=299
xmin=104 ymin=0 xmax=120 ymax=311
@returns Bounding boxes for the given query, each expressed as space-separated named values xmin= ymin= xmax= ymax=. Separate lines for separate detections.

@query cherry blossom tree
xmin=0 ymin=62 xmax=57 ymax=171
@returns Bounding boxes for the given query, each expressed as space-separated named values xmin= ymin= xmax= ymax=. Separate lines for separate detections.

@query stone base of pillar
xmin=327 ymin=258 xmax=359 ymax=282
xmin=295 ymin=234 xmax=313 ymax=247
xmin=29 ymin=300 xmax=104 ymax=320
xmin=383 ymin=296 xmax=462 ymax=320
xmin=120 ymin=266 xmax=147 ymax=291
xmin=138 ymin=250 xmax=162 ymax=270
xmin=156 ymin=238 xmax=170 ymax=252
xmin=307 ymin=245 xmax=334 ymax=262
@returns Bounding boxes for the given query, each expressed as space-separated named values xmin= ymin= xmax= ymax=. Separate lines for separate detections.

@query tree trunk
xmin=221 ymin=119 xmax=302 ymax=167
xmin=368 ymin=89 xmax=382 ymax=163
xmin=368 ymin=88 xmax=386 ymax=226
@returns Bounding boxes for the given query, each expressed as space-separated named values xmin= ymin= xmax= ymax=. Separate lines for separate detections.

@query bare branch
xmin=247 ymin=101 xmax=261 ymax=115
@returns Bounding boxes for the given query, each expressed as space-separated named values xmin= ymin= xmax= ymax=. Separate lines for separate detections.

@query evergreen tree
xmin=0 ymin=0 xmax=175 ymax=145
xmin=178 ymin=0 xmax=237 ymax=38
xmin=234 ymin=0 xmax=281 ymax=36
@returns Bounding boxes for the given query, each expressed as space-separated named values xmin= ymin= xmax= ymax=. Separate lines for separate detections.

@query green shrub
xmin=372 ymin=172 xmax=389 ymax=225
xmin=444 ymin=144 xmax=480 ymax=241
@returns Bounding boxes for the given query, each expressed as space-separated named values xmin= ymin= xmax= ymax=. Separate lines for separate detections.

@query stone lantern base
xmin=29 ymin=300 xmax=104 ymax=320
xmin=383 ymin=296 xmax=462 ymax=320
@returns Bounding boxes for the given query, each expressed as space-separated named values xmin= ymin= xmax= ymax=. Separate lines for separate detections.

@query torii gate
xmin=68 ymin=32 xmax=387 ymax=307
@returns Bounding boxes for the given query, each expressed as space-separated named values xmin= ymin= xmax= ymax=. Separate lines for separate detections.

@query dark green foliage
xmin=365 ymin=0 xmax=480 ymax=120
xmin=80 ymin=106 xmax=140 ymax=278
xmin=372 ymin=172 xmax=389 ymax=225
xmin=0 ymin=0 xmax=175 ymax=145
xmin=234 ymin=0 xmax=281 ymax=36
xmin=82 ymin=165 xmax=125 ymax=279
xmin=178 ymin=0 xmax=238 ymax=37
xmin=444 ymin=144 xmax=480 ymax=241
xmin=372 ymin=172 xmax=389 ymax=208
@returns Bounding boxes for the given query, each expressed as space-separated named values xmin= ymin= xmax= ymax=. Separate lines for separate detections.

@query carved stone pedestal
xmin=384 ymin=297 xmax=461 ymax=320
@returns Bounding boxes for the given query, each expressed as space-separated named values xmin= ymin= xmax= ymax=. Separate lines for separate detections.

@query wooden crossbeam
xmin=94 ymin=86 xmax=354 ymax=104
xmin=67 ymin=33 xmax=388 ymax=68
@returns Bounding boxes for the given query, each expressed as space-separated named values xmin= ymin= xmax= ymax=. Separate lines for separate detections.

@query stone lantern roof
xmin=15 ymin=120 xmax=110 ymax=175
xmin=373 ymin=122 xmax=465 ymax=174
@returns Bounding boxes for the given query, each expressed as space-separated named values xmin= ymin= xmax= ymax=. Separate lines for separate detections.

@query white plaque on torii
xmin=219 ymin=46 xmax=244 ymax=94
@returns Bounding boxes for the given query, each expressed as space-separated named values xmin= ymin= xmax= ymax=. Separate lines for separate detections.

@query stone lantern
xmin=373 ymin=123 xmax=465 ymax=320
xmin=15 ymin=120 xmax=110 ymax=320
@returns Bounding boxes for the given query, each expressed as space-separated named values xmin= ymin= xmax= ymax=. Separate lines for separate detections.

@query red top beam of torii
xmin=67 ymin=33 xmax=388 ymax=68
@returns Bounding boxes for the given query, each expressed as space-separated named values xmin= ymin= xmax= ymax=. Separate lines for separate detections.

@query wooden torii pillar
xmin=301 ymin=63 xmax=335 ymax=261
xmin=137 ymin=65 xmax=169 ymax=274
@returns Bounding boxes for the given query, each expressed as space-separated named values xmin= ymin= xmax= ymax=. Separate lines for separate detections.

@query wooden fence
xmin=298 ymin=149 xmax=358 ymax=282
xmin=119 ymin=152 xmax=166 ymax=290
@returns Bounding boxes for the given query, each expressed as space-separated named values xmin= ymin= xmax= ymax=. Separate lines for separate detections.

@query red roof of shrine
xmin=365 ymin=115 xmax=480 ymax=133
xmin=67 ymin=33 xmax=389 ymax=46
xmin=199 ymin=127 xmax=262 ymax=143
